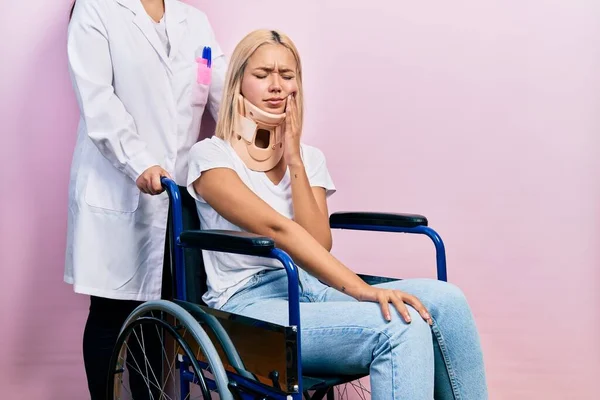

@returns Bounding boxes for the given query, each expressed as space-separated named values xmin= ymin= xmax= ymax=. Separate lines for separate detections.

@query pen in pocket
xmin=195 ymin=46 xmax=212 ymax=84
xmin=202 ymin=46 xmax=212 ymax=68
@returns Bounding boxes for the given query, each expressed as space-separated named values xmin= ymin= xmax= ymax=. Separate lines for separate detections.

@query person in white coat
xmin=65 ymin=0 xmax=226 ymax=398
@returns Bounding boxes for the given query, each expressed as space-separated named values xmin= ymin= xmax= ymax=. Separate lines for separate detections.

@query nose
xmin=268 ymin=74 xmax=282 ymax=93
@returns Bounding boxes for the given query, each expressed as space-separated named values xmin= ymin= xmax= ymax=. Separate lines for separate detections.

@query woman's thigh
xmin=233 ymin=297 xmax=433 ymax=375
xmin=320 ymin=278 xmax=472 ymax=319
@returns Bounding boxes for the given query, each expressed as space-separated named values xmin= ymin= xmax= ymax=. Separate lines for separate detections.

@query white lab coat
xmin=64 ymin=0 xmax=226 ymax=300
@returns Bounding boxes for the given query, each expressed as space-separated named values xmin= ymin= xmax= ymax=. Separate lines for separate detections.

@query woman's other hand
xmin=136 ymin=165 xmax=172 ymax=195
xmin=283 ymin=93 xmax=302 ymax=167
xmin=358 ymin=285 xmax=433 ymax=325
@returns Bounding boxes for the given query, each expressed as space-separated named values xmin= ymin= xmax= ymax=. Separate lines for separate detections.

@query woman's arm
xmin=194 ymin=168 xmax=362 ymax=293
xmin=284 ymin=94 xmax=333 ymax=250
xmin=193 ymin=168 xmax=432 ymax=324
xmin=289 ymin=162 xmax=333 ymax=251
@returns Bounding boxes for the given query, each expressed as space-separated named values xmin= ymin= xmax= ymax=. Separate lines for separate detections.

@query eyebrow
xmin=254 ymin=66 xmax=295 ymax=74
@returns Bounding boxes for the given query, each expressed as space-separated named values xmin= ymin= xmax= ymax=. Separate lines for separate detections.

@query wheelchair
xmin=107 ymin=177 xmax=448 ymax=400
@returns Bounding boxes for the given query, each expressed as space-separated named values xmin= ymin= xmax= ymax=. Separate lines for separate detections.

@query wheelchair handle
xmin=161 ymin=177 xmax=188 ymax=301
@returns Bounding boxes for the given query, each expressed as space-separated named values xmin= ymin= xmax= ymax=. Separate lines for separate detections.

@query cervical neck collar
xmin=231 ymin=95 xmax=286 ymax=172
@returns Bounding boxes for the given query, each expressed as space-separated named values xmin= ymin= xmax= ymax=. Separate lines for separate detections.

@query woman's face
xmin=241 ymin=43 xmax=298 ymax=114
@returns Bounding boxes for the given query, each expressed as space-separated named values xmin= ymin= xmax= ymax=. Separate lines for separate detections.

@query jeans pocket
xmin=222 ymin=274 xmax=261 ymax=313
xmin=246 ymin=270 xmax=270 ymax=288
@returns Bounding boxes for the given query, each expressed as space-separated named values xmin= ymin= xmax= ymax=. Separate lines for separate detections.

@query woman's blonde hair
xmin=215 ymin=29 xmax=304 ymax=142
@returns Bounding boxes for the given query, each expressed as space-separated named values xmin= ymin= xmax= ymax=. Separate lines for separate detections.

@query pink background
xmin=1 ymin=0 xmax=599 ymax=398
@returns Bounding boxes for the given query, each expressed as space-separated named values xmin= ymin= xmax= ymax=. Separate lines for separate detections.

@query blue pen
xmin=202 ymin=46 xmax=212 ymax=68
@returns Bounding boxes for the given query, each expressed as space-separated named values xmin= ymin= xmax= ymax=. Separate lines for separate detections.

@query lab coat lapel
xmin=115 ymin=0 xmax=172 ymax=73
xmin=164 ymin=0 xmax=188 ymax=62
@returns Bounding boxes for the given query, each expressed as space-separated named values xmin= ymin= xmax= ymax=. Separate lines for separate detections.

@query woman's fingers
xmin=379 ymin=290 xmax=411 ymax=323
xmin=291 ymin=93 xmax=299 ymax=130
xmin=161 ymin=169 xmax=172 ymax=179
xmin=400 ymin=292 xmax=433 ymax=325
xmin=284 ymin=95 xmax=293 ymax=134
xmin=390 ymin=292 xmax=412 ymax=323
xmin=370 ymin=288 xmax=432 ymax=325
xmin=151 ymin=172 xmax=163 ymax=194
xmin=151 ymin=168 xmax=173 ymax=194
xmin=285 ymin=94 xmax=293 ymax=115
xmin=285 ymin=93 xmax=299 ymax=134
xmin=378 ymin=293 xmax=392 ymax=322
xmin=136 ymin=166 xmax=172 ymax=195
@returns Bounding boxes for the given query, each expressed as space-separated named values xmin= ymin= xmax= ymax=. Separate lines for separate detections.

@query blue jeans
xmin=222 ymin=268 xmax=488 ymax=400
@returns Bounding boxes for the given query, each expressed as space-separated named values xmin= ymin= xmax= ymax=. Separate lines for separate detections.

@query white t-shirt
xmin=186 ymin=136 xmax=336 ymax=309
xmin=152 ymin=14 xmax=171 ymax=56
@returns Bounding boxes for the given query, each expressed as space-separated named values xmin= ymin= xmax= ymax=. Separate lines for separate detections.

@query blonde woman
xmin=187 ymin=30 xmax=488 ymax=399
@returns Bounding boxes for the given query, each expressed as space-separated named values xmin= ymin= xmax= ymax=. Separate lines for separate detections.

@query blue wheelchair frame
xmin=161 ymin=177 xmax=447 ymax=399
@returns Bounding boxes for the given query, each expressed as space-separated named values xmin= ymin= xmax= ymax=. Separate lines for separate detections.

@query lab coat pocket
xmin=191 ymin=59 xmax=211 ymax=107
xmin=191 ymin=82 xmax=210 ymax=107
xmin=84 ymin=153 xmax=140 ymax=213
xmin=196 ymin=59 xmax=212 ymax=85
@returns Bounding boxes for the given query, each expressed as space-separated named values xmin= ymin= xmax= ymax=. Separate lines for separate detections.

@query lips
xmin=265 ymin=98 xmax=284 ymax=106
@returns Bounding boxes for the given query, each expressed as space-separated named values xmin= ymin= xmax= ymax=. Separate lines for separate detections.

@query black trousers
xmin=83 ymin=235 xmax=174 ymax=400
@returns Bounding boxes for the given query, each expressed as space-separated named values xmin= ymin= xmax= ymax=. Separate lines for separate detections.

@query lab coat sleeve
xmin=204 ymin=16 xmax=227 ymax=122
xmin=67 ymin=0 xmax=159 ymax=182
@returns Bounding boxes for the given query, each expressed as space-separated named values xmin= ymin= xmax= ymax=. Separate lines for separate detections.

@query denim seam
xmin=431 ymin=319 xmax=461 ymax=400
xmin=302 ymin=326 xmax=396 ymax=398
xmin=301 ymin=325 xmax=382 ymax=335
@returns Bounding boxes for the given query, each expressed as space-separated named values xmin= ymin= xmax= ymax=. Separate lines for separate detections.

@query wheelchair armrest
xmin=180 ymin=230 xmax=303 ymax=331
xmin=179 ymin=229 xmax=275 ymax=257
xmin=329 ymin=212 xmax=448 ymax=282
xmin=329 ymin=211 xmax=428 ymax=229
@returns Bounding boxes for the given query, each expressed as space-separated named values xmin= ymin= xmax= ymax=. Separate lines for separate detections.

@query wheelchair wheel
xmin=303 ymin=378 xmax=371 ymax=400
xmin=334 ymin=379 xmax=370 ymax=400
xmin=107 ymin=300 xmax=234 ymax=400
